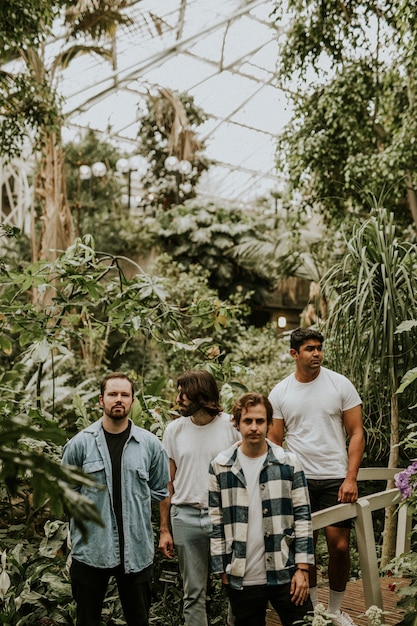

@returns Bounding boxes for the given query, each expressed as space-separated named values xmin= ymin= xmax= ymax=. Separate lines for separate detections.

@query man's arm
xmin=61 ymin=439 xmax=83 ymax=492
xmin=290 ymin=459 xmax=315 ymax=605
xmin=339 ymin=404 xmax=365 ymax=503
xmin=268 ymin=418 xmax=285 ymax=446
xmin=158 ymin=458 xmax=176 ymax=558
xmin=149 ymin=445 xmax=170 ymax=503
xmin=208 ymin=463 xmax=228 ymax=579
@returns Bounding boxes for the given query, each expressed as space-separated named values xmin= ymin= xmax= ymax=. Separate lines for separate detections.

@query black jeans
xmin=226 ymin=582 xmax=313 ymax=626
xmin=70 ymin=559 xmax=152 ymax=626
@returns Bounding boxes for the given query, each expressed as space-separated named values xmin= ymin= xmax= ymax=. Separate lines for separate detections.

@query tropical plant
xmin=321 ymin=208 xmax=417 ymax=562
xmin=0 ymin=405 xmax=103 ymax=533
xmin=0 ymin=227 xmax=246 ymax=534
xmin=395 ymin=320 xmax=417 ymax=402
xmin=223 ymin=323 xmax=294 ymax=396
xmin=64 ymin=130 xmax=127 ymax=244
xmin=0 ymin=1 xmax=133 ymax=266
xmin=0 ymin=0 xmax=58 ymax=60
xmin=152 ymin=202 xmax=277 ymax=313
xmin=272 ymin=0 xmax=417 ymax=230
xmin=0 ymin=0 xmax=61 ymax=156
xmin=227 ymin=194 xmax=343 ymax=323
xmin=0 ymin=510 xmax=230 ymax=625
xmin=385 ymin=449 xmax=417 ymax=626
xmin=133 ymin=253 xmax=249 ymax=378
xmin=0 ymin=520 xmax=73 ymax=625
xmin=135 ymin=88 xmax=210 ymax=212
xmin=0 ymin=1 xmax=131 ymax=159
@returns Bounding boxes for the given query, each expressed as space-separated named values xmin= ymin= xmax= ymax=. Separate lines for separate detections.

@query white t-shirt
xmin=268 ymin=367 xmax=362 ymax=479
xmin=162 ymin=412 xmax=241 ymax=508
xmin=237 ymin=448 xmax=267 ymax=586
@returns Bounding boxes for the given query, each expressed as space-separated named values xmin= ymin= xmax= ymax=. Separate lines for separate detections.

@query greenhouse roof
xmin=59 ymin=0 xmax=293 ymax=207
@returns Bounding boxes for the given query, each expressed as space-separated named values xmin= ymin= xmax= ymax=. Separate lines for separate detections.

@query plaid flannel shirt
xmin=208 ymin=441 xmax=314 ymax=590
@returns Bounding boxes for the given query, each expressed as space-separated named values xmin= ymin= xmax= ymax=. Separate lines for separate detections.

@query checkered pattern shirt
xmin=208 ymin=441 xmax=314 ymax=590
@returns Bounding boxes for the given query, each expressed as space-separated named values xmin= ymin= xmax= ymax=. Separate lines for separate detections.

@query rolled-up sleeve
xmin=149 ymin=444 xmax=170 ymax=503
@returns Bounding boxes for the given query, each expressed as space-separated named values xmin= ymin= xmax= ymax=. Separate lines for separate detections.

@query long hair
xmin=177 ymin=370 xmax=222 ymax=417
xmin=231 ymin=392 xmax=273 ymax=428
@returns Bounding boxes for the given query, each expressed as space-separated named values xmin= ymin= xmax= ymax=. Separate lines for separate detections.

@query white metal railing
xmin=311 ymin=468 xmax=412 ymax=612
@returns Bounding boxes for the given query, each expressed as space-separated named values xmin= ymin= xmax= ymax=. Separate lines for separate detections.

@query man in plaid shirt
xmin=208 ymin=392 xmax=314 ymax=626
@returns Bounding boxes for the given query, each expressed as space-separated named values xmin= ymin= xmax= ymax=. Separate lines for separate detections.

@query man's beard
xmin=108 ymin=405 xmax=129 ymax=420
xmin=179 ymin=400 xmax=201 ymax=417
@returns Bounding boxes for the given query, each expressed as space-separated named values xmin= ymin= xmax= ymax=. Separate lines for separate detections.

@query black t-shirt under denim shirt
xmin=104 ymin=423 xmax=131 ymax=565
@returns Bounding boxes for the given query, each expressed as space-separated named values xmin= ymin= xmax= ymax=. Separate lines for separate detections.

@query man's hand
xmin=158 ymin=530 xmax=175 ymax=559
xmin=290 ymin=569 xmax=310 ymax=605
xmin=338 ymin=477 xmax=359 ymax=503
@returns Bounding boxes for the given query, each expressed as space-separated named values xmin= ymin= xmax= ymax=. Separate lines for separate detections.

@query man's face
xmin=291 ymin=339 xmax=323 ymax=371
xmin=237 ymin=404 xmax=269 ymax=445
xmin=100 ymin=378 xmax=134 ymax=421
xmin=176 ymin=386 xmax=200 ymax=417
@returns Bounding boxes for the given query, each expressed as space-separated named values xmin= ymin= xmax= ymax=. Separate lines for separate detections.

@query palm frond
xmin=51 ymin=45 xmax=113 ymax=72
xmin=65 ymin=1 xmax=132 ymax=40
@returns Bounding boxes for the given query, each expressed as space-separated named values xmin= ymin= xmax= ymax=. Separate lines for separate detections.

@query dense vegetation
xmin=1 ymin=0 xmax=417 ymax=623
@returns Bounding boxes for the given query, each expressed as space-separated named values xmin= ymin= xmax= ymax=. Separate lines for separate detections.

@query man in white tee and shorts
xmin=268 ymin=328 xmax=364 ymax=626
xmin=159 ymin=369 xmax=241 ymax=626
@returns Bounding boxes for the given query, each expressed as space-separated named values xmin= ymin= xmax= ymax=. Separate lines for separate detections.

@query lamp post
xmin=115 ymin=155 xmax=148 ymax=210
xmin=79 ymin=161 xmax=107 ymax=182
xmin=164 ymin=155 xmax=193 ymax=204
xmin=76 ymin=161 xmax=107 ymax=236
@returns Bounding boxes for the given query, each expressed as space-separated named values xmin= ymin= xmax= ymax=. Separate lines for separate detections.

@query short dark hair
xmin=290 ymin=327 xmax=324 ymax=352
xmin=231 ymin=392 xmax=273 ymax=427
xmin=177 ymin=370 xmax=222 ymax=417
xmin=100 ymin=372 xmax=135 ymax=397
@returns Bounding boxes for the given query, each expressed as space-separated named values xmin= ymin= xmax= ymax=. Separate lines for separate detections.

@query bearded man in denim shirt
xmin=62 ymin=372 xmax=169 ymax=626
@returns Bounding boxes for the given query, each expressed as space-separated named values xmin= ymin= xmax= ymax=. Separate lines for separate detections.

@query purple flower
xmin=395 ymin=461 xmax=417 ymax=500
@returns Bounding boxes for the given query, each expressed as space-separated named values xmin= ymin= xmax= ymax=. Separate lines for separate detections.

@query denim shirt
xmin=62 ymin=418 xmax=169 ymax=573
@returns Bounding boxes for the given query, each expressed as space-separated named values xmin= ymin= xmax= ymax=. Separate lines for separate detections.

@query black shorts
xmin=307 ymin=479 xmax=352 ymax=529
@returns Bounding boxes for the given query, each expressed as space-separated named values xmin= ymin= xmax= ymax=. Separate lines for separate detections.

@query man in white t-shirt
xmin=159 ymin=369 xmax=241 ymax=626
xmin=268 ymin=328 xmax=364 ymax=626
xmin=208 ymin=392 xmax=314 ymax=626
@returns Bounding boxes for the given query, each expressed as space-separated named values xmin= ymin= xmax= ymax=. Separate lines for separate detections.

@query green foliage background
xmin=1 ymin=0 xmax=417 ymax=622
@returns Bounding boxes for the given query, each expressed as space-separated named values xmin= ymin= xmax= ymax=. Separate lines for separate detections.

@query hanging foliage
xmin=273 ymin=0 xmax=417 ymax=230
xmin=136 ymin=88 xmax=210 ymax=210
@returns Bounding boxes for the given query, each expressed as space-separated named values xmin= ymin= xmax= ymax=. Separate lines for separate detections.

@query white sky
xmin=58 ymin=0 xmax=294 ymax=206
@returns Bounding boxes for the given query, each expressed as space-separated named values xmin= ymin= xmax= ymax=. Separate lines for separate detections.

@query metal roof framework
xmin=59 ymin=0 xmax=293 ymax=207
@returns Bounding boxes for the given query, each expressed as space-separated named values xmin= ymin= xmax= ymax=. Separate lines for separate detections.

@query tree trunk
xmin=380 ymin=392 xmax=399 ymax=568
xmin=37 ymin=132 xmax=74 ymax=261
xmin=405 ymin=173 xmax=417 ymax=231
xmin=33 ymin=132 xmax=74 ymax=304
